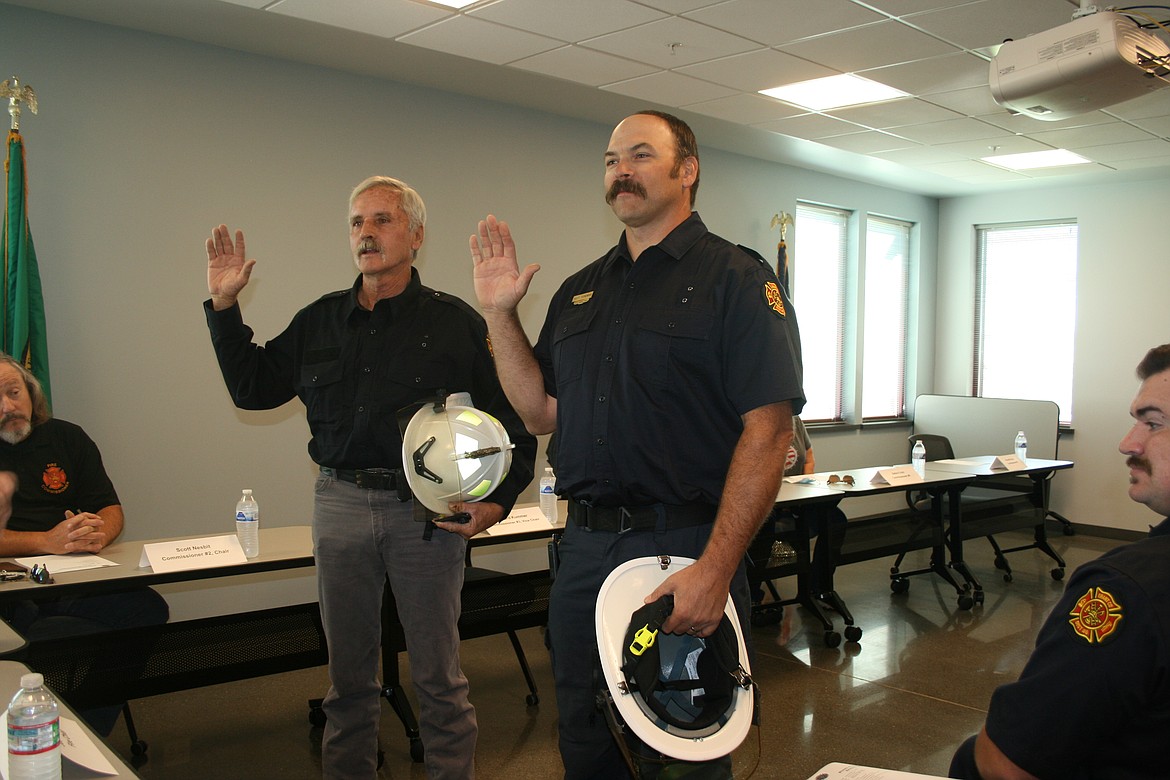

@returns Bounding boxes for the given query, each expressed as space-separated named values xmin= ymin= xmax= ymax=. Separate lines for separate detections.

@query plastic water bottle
xmin=1014 ymin=431 xmax=1028 ymax=461
xmin=235 ymin=489 xmax=260 ymax=559
xmin=912 ymin=439 xmax=927 ymax=477
xmin=6 ymin=672 xmax=61 ymax=780
xmin=539 ymin=468 xmax=558 ymax=524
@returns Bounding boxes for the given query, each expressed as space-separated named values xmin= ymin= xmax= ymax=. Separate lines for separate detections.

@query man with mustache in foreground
xmin=472 ymin=111 xmax=804 ymax=778
xmin=949 ymin=343 xmax=1170 ymax=779
xmin=204 ymin=177 xmax=534 ymax=779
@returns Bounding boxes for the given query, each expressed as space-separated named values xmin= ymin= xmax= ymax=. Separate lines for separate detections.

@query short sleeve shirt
xmin=986 ymin=517 xmax=1170 ymax=778
xmin=0 ymin=418 xmax=120 ymax=533
xmin=533 ymin=213 xmax=804 ymax=507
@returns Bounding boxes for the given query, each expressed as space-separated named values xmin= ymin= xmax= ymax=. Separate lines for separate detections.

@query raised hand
xmin=469 ymin=215 xmax=540 ymax=315
xmin=206 ymin=224 xmax=257 ymax=310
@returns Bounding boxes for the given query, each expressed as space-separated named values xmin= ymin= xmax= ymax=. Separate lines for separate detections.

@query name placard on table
xmin=138 ymin=534 xmax=248 ymax=573
xmin=870 ymin=466 xmax=924 ymax=487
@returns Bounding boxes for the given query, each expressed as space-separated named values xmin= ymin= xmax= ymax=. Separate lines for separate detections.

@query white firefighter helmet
xmin=595 ymin=555 xmax=755 ymax=763
xmin=400 ymin=393 xmax=514 ymax=514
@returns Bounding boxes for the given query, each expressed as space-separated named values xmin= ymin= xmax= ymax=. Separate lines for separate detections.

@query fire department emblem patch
xmin=41 ymin=463 xmax=69 ymax=495
xmin=763 ymin=281 xmax=787 ymax=318
xmin=1068 ymin=586 xmax=1123 ymax=644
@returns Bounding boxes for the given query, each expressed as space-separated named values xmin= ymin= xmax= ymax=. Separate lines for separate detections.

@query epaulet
xmin=737 ymin=244 xmax=769 ymax=266
xmin=315 ymin=289 xmax=349 ymax=303
xmin=421 ymin=287 xmax=479 ymax=317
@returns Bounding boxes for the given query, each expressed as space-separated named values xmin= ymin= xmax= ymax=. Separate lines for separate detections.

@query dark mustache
xmin=605 ymin=178 xmax=647 ymax=204
xmin=359 ymin=238 xmax=379 ymax=253
xmin=1127 ymin=455 xmax=1151 ymax=474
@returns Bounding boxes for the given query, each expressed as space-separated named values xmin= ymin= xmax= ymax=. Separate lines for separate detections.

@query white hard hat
xmin=400 ymin=393 xmax=514 ymax=514
xmin=595 ymin=555 xmax=756 ymax=763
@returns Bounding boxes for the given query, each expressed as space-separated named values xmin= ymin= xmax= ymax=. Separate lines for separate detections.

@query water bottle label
xmin=540 ymin=486 xmax=553 ymax=494
xmin=7 ymin=720 xmax=60 ymax=754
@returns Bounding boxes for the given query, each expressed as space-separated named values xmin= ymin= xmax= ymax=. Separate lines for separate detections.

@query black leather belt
xmin=320 ymin=467 xmax=411 ymax=501
xmin=567 ymin=501 xmax=715 ymax=533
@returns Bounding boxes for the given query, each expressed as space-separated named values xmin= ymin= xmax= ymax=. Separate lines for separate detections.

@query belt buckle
xmin=357 ymin=468 xmax=391 ymax=490
xmin=618 ymin=507 xmax=634 ymax=534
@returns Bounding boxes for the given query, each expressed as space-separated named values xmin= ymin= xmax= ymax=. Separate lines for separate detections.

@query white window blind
xmin=862 ymin=216 xmax=911 ymax=419
xmin=793 ymin=204 xmax=848 ymax=422
xmin=974 ymin=221 xmax=1077 ymax=424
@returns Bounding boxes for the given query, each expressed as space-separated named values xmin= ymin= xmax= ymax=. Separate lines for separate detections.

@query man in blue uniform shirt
xmin=203 ymin=176 xmax=535 ymax=780
xmin=949 ymin=343 xmax=1170 ymax=779
xmin=470 ymin=111 xmax=804 ymax=778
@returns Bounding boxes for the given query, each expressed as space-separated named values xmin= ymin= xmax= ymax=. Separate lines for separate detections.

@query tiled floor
xmin=104 ymin=525 xmax=1122 ymax=779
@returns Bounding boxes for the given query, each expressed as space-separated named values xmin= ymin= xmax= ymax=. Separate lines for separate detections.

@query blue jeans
xmin=547 ymin=516 xmax=750 ymax=780
xmin=313 ymin=475 xmax=475 ymax=780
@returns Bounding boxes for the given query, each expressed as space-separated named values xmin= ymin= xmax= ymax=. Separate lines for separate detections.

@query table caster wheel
xmin=958 ymin=593 xmax=974 ymax=611
xmin=526 ymin=693 xmax=539 ymax=706
xmin=1051 ymin=567 xmax=1065 ymax=581
xmin=824 ymin=630 xmax=842 ymax=648
xmin=844 ymin=625 xmax=863 ymax=643
xmin=890 ymin=577 xmax=909 ymax=594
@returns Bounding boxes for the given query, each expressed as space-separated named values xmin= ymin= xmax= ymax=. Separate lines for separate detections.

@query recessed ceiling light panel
xmin=759 ymin=74 xmax=909 ymax=111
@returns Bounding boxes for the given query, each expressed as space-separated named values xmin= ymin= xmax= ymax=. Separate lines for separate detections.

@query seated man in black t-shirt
xmin=0 ymin=353 xmax=169 ymax=735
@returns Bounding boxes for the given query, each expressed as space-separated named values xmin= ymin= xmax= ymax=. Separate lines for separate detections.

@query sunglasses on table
xmin=825 ymin=474 xmax=856 ymax=487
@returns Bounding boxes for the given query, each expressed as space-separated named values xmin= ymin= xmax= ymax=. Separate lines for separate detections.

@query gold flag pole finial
xmin=1 ymin=76 xmax=38 ymax=132
xmin=770 ymin=211 xmax=793 ymax=241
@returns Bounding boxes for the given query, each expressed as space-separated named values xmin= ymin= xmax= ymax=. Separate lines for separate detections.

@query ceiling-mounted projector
xmin=990 ymin=10 xmax=1170 ymax=121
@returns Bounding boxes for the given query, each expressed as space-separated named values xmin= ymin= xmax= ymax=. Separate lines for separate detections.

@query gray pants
xmin=313 ymin=474 xmax=476 ymax=779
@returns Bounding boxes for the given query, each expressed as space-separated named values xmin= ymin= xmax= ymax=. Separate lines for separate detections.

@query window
xmin=861 ymin=216 xmax=911 ymax=419
xmin=974 ymin=221 xmax=1077 ymax=424
xmin=793 ymin=204 xmax=848 ymax=422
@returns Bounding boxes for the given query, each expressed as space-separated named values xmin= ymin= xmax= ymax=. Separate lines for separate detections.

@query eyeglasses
xmin=826 ymin=474 xmax=855 ymax=487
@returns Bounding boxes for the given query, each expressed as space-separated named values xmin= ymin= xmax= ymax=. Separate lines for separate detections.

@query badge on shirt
xmin=485 ymin=335 xmax=494 ymax=358
xmin=572 ymin=291 xmax=594 ymax=306
xmin=41 ymin=462 xmax=69 ymax=495
xmin=762 ymin=281 xmax=787 ymax=318
xmin=1068 ymin=585 xmax=1124 ymax=644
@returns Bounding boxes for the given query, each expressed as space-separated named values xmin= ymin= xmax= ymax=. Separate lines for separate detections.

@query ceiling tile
xmin=862 ymin=51 xmax=990 ymax=95
xmin=580 ymin=16 xmax=761 ymax=68
xmin=511 ymin=46 xmax=659 ymax=86
xmin=892 ymin=116 xmax=1004 ymax=144
xmin=814 ymin=130 xmax=922 ymax=154
xmin=977 ymin=109 xmax=1115 ymax=134
xmin=1108 ymin=155 xmax=1170 ymax=171
xmin=601 ymin=70 xmax=738 ymax=104
xmin=684 ymin=0 xmax=886 ymax=46
xmin=468 ymin=0 xmax=666 ymax=42
xmin=268 ymin=0 xmax=448 ymax=37
xmin=397 ymin=15 xmax=563 ymax=65
xmin=755 ymin=112 xmax=870 ymax=140
xmin=933 ymin=134 xmax=1051 ymax=158
xmin=1029 ymin=122 xmax=1158 ymax=149
xmin=922 ymin=85 xmax=1003 ymax=116
xmin=861 ymin=0 xmax=981 ymax=16
xmin=1021 ymin=162 xmax=1117 ymax=178
xmin=907 ymin=0 xmax=1075 ymax=49
xmin=1127 ymin=115 xmax=1170 ymax=138
xmin=920 ymin=159 xmax=1013 ymax=177
xmin=683 ymin=93 xmax=807 ymax=123
xmin=778 ymin=19 xmax=959 ymax=72
xmin=631 ymin=0 xmax=725 ymax=11
xmin=828 ymin=97 xmax=961 ymax=128
xmin=1104 ymin=89 xmax=1170 ymax=121
xmin=1073 ymin=138 xmax=1170 ymax=163
xmin=677 ymin=49 xmax=836 ymax=92
xmin=873 ymin=145 xmax=970 ymax=165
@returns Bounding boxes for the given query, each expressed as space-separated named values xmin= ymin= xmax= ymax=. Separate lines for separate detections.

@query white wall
xmin=1 ymin=5 xmax=939 ymax=611
xmin=938 ymin=176 xmax=1170 ymax=532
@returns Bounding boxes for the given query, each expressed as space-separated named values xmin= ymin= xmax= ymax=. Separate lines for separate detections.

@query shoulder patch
xmin=1068 ymin=586 xmax=1124 ymax=644
xmin=763 ymin=280 xmax=787 ymax=318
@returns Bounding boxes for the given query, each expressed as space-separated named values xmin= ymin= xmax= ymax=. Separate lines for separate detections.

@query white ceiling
xmin=9 ymin=0 xmax=1170 ymax=196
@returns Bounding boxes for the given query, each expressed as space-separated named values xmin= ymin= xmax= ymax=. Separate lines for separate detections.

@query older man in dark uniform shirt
xmin=204 ymin=176 xmax=535 ymax=780
xmin=471 ymin=111 xmax=804 ymax=778
xmin=949 ymin=343 xmax=1170 ymax=780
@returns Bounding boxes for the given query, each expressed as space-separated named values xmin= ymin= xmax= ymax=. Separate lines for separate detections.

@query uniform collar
xmin=345 ymin=267 xmax=422 ymax=322
xmin=1149 ymin=516 xmax=1170 ymax=537
xmin=608 ymin=212 xmax=707 ymax=269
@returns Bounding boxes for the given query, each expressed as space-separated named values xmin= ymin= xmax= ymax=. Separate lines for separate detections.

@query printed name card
xmin=991 ymin=454 xmax=1027 ymax=471
xmin=138 ymin=534 xmax=248 ymax=572
xmin=870 ymin=467 xmax=924 ymax=486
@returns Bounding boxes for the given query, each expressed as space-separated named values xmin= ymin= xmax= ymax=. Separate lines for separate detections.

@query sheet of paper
xmin=13 ymin=553 xmax=118 ymax=574
xmin=806 ymin=762 xmax=948 ymax=780
xmin=482 ymin=506 xmax=556 ymax=536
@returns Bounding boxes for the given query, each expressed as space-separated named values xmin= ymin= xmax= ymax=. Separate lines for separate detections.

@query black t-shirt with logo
xmin=0 ymin=418 xmax=120 ymax=532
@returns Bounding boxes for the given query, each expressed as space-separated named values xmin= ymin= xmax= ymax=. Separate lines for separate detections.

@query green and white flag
xmin=3 ymin=129 xmax=51 ymax=406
